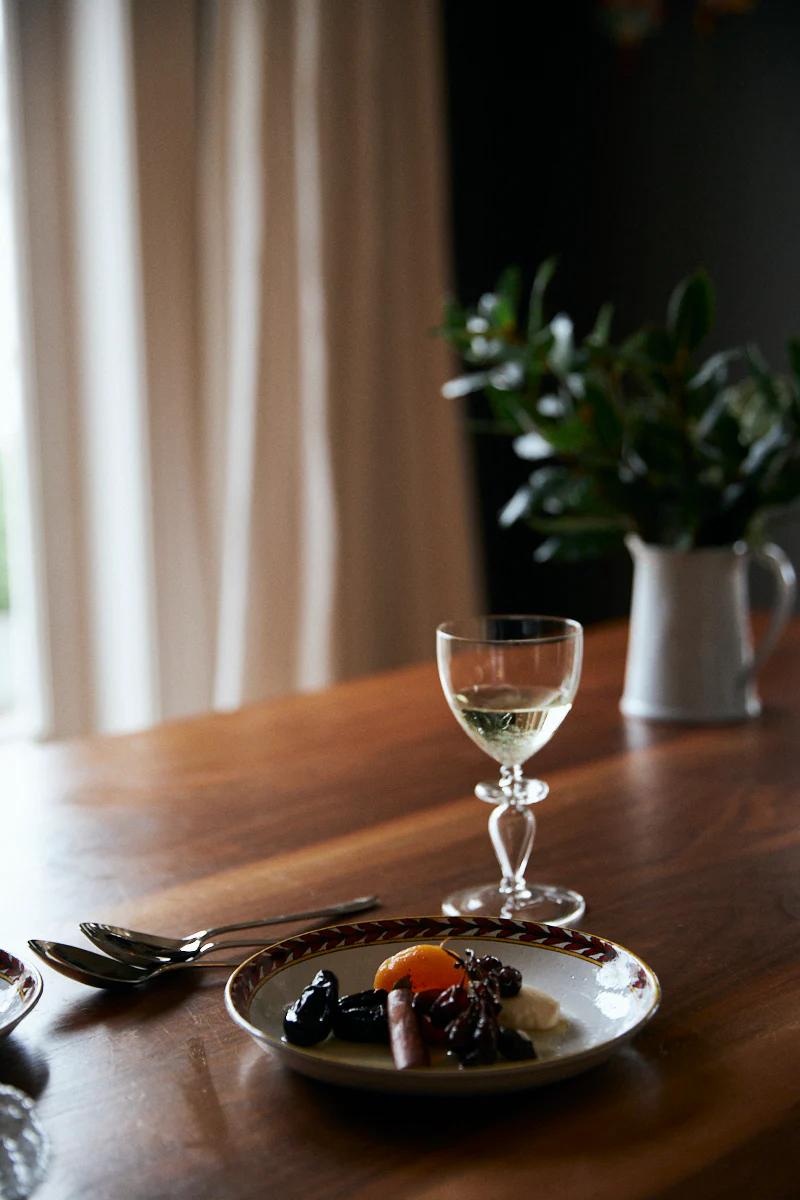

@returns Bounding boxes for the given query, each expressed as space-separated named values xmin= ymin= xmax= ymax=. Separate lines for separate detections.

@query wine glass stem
xmin=489 ymin=764 xmax=536 ymax=905
xmin=499 ymin=763 xmax=524 ymax=803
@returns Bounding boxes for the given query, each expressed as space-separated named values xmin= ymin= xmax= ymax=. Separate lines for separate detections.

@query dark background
xmin=442 ymin=0 xmax=800 ymax=622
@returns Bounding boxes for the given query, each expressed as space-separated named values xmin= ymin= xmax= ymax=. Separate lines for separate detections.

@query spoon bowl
xmin=28 ymin=941 xmax=243 ymax=990
xmin=80 ymin=930 xmax=281 ymax=970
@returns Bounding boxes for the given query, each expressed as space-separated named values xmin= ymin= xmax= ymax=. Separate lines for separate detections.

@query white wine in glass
xmin=437 ymin=616 xmax=584 ymax=925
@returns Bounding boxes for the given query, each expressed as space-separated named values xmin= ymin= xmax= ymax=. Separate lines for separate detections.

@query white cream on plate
xmin=500 ymin=985 xmax=561 ymax=1031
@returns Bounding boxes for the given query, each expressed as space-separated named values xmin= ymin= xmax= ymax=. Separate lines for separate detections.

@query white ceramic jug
xmin=621 ymin=535 xmax=796 ymax=722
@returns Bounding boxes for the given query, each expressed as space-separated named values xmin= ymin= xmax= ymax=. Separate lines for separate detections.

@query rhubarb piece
xmin=387 ymin=987 xmax=430 ymax=1069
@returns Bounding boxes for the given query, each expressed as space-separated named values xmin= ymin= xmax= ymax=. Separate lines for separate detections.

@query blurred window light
xmin=0 ymin=5 xmax=39 ymax=738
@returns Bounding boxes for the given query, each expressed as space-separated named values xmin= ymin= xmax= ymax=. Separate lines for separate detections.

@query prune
xmin=497 ymin=965 xmax=522 ymax=998
xmin=412 ymin=989 xmax=444 ymax=1017
xmin=497 ymin=1026 xmax=536 ymax=1061
xmin=418 ymin=1013 xmax=448 ymax=1046
xmin=311 ymin=969 xmax=339 ymax=996
xmin=339 ymin=988 xmax=387 ymax=1011
xmin=332 ymin=1003 xmax=388 ymax=1043
xmin=446 ymin=1003 xmax=478 ymax=1052
xmin=429 ymin=985 xmax=469 ymax=1028
xmin=458 ymin=1021 xmax=498 ymax=1067
xmin=283 ymin=970 xmax=339 ymax=1046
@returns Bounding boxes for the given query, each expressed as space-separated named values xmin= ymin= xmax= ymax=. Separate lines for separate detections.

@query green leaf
xmin=438 ymin=298 xmax=466 ymax=332
xmin=533 ymin=529 xmax=626 ymax=562
xmin=499 ymin=483 xmax=532 ymax=527
xmin=688 ymin=349 xmax=740 ymax=391
xmin=692 ymin=386 xmax=735 ymax=442
xmin=536 ymin=394 xmax=566 ymax=419
xmin=513 ymin=431 xmax=553 ymax=460
xmin=495 ymin=266 xmax=522 ymax=321
xmin=619 ymin=327 xmax=675 ymax=372
xmin=667 ymin=269 xmax=715 ymax=351
xmin=548 ymin=315 xmax=574 ymax=374
xmin=582 ymin=380 xmax=623 ymax=454
xmin=526 ymin=328 xmax=555 ymax=379
xmin=527 ymin=256 xmax=558 ymax=340
xmin=522 ymin=464 xmax=623 ymax=523
xmin=740 ymin=421 xmax=788 ymax=477
xmin=535 ymin=415 xmax=590 ymax=455
xmin=588 ymin=303 xmax=614 ymax=347
xmin=694 ymin=406 xmax=748 ymax=470
xmin=482 ymin=385 xmax=532 ymax=431
xmin=642 ymin=327 xmax=676 ymax=365
xmin=744 ymin=344 xmax=779 ymax=402
xmin=788 ymin=337 xmax=800 ymax=383
xmin=624 ymin=414 xmax=688 ymax=482
xmin=436 ymin=259 xmax=800 ymax=560
xmin=758 ymin=446 xmax=800 ymax=506
xmin=488 ymin=359 xmax=526 ymax=392
xmin=441 ymin=371 xmax=490 ymax=399
xmin=527 ymin=513 xmax=628 ymax=535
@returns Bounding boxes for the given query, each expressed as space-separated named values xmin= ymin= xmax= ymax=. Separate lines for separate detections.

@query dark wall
xmin=443 ymin=0 xmax=800 ymax=621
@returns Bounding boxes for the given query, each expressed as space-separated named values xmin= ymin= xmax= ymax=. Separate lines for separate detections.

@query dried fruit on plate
xmin=282 ymin=969 xmax=339 ymax=1046
xmin=373 ymin=944 xmax=469 ymax=993
xmin=387 ymin=988 xmax=430 ymax=1070
xmin=281 ymin=945 xmax=558 ymax=1069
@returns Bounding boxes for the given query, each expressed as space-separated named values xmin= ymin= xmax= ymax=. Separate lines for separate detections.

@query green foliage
xmin=439 ymin=263 xmax=800 ymax=558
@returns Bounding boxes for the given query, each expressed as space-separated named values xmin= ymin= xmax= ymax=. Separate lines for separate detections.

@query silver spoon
xmin=80 ymin=929 xmax=285 ymax=970
xmin=28 ymin=940 xmax=246 ymax=991
xmin=79 ymin=894 xmax=378 ymax=964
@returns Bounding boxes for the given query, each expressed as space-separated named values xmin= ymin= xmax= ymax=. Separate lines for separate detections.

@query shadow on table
xmin=0 ymin=1038 xmax=49 ymax=1099
xmin=245 ymin=1032 xmax=720 ymax=1158
xmin=47 ymin=973 xmax=212 ymax=1037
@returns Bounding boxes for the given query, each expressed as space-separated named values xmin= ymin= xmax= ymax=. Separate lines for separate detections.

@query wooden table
xmin=3 ymin=621 xmax=800 ymax=1199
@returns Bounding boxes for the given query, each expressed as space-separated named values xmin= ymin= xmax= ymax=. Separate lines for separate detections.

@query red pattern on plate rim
xmin=228 ymin=917 xmax=621 ymax=1016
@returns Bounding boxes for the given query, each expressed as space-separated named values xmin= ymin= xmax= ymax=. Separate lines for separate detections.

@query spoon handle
xmin=163 ymin=960 xmax=244 ymax=971
xmin=202 ymin=894 xmax=378 ymax=939
xmin=197 ymin=938 xmax=301 ymax=955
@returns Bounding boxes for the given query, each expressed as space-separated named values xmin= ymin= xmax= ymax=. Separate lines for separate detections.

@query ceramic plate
xmin=225 ymin=916 xmax=660 ymax=1095
xmin=0 ymin=949 xmax=43 ymax=1040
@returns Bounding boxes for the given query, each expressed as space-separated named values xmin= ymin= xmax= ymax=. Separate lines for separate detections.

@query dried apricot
xmin=373 ymin=944 xmax=468 ymax=993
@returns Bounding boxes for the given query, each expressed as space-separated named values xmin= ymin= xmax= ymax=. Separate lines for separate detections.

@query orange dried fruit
xmin=373 ymin=944 xmax=468 ymax=993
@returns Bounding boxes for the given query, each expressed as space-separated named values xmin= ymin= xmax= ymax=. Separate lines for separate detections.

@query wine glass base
xmin=475 ymin=778 xmax=549 ymax=805
xmin=442 ymin=882 xmax=586 ymax=927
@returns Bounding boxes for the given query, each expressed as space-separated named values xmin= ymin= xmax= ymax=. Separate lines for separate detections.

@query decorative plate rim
xmin=224 ymin=915 xmax=661 ymax=1079
xmin=0 ymin=948 xmax=44 ymax=1038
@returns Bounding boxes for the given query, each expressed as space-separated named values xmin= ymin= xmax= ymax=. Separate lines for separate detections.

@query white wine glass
xmin=437 ymin=615 xmax=584 ymax=925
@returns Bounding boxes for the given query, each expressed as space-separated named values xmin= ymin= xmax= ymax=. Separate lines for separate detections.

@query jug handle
xmin=745 ymin=542 xmax=797 ymax=680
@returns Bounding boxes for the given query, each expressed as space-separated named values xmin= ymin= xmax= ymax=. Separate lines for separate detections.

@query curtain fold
xmin=7 ymin=0 xmax=480 ymax=738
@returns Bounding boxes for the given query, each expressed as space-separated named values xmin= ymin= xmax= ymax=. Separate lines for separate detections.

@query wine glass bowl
xmin=437 ymin=615 xmax=584 ymax=926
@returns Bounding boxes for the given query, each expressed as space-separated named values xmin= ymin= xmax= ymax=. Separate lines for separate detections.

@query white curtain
xmin=6 ymin=0 xmax=479 ymax=737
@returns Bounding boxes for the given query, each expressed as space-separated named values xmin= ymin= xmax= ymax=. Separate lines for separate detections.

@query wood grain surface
xmin=3 ymin=621 xmax=800 ymax=1200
